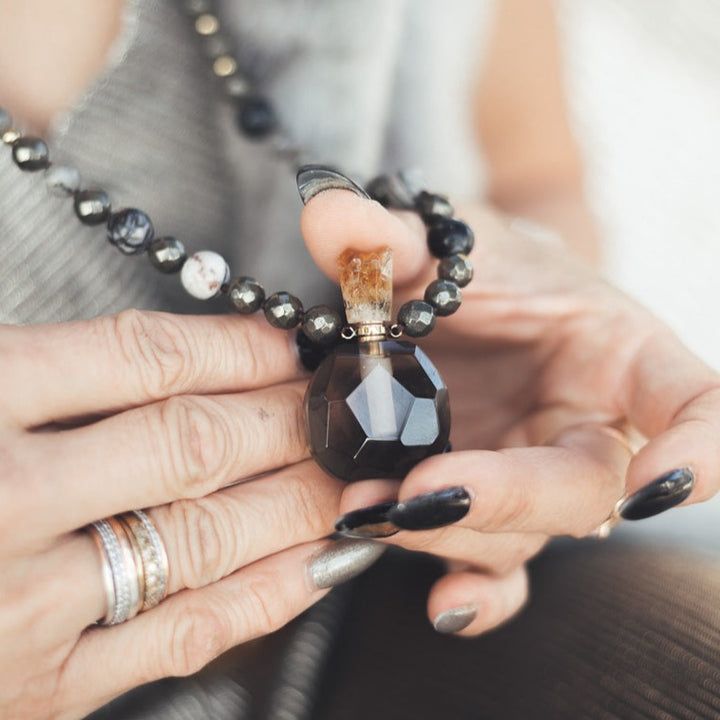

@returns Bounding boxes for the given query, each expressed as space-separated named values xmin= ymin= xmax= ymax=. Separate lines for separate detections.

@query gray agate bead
xmin=264 ymin=292 xmax=303 ymax=329
xmin=437 ymin=254 xmax=473 ymax=288
xmin=107 ymin=208 xmax=155 ymax=255
xmin=398 ymin=300 xmax=436 ymax=337
xmin=148 ymin=237 xmax=186 ymax=273
xmin=180 ymin=251 xmax=230 ymax=299
xmin=302 ymin=305 xmax=342 ymax=345
xmin=44 ymin=165 xmax=80 ymax=197
xmin=425 ymin=279 xmax=462 ymax=316
xmin=228 ymin=277 xmax=265 ymax=314
xmin=0 ymin=107 xmax=11 ymax=134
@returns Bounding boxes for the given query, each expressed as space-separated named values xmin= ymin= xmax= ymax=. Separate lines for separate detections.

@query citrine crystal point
xmin=338 ymin=247 xmax=393 ymax=325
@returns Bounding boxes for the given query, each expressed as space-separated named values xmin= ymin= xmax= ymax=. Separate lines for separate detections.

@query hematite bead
xmin=302 ymin=305 xmax=342 ymax=346
xmin=148 ymin=237 xmax=186 ymax=273
xmin=305 ymin=340 xmax=450 ymax=481
xmin=228 ymin=276 xmax=265 ymax=314
xmin=427 ymin=218 xmax=474 ymax=258
xmin=44 ymin=165 xmax=80 ymax=197
xmin=74 ymin=189 xmax=111 ymax=225
xmin=237 ymin=95 xmax=277 ymax=138
xmin=415 ymin=190 xmax=454 ymax=222
xmin=12 ymin=137 xmax=49 ymax=171
xmin=264 ymin=291 xmax=303 ymax=329
xmin=438 ymin=254 xmax=473 ymax=288
xmin=107 ymin=208 xmax=154 ymax=255
xmin=398 ymin=300 xmax=436 ymax=337
xmin=0 ymin=108 xmax=11 ymax=134
xmin=180 ymin=251 xmax=230 ymax=299
xmin=425 ymin=279 xmax=462 ymax=316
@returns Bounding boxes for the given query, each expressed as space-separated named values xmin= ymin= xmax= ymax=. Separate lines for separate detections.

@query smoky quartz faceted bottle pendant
xmin=304 ymin=248 xmax=450 ymax=481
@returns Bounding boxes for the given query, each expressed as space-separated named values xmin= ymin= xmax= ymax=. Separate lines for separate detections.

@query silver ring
xmin=89 ymin=519 xmax=139 ymax=625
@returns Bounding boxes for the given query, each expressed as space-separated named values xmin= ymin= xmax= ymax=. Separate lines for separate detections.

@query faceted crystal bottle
xmin=305 ymin=248 xmax=450 ymax=481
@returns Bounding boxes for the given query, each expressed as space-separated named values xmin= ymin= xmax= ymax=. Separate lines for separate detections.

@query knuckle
xmin=238 ymin=572 xmax=286 ymax=637
xmin=163 ymin=498 xmax=237 ymax=589
xmin=281 ymin=473 xmax=330 ymax=537
xmin=490 ymin=481 xmax=535 ymax=531
xmin=158 ymin=395 xmax=237 ymax=497
xmin=163 ymin=604 xmax=231 ymax=677
xmin=110 ymin=309 xmax=196 ymax=399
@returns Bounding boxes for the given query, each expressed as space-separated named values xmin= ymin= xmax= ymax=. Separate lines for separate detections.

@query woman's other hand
xmin=302 ymin=188 xmax=720 ymax=637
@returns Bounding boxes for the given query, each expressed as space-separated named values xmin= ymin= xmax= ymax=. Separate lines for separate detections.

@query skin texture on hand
xmin=301 ymin=188 xmax=720 ymax=638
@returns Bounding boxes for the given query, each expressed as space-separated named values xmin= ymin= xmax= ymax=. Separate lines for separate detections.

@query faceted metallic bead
xmin=180 ymin=250 xmax=230 ymax=299
xmin=44 ymin=165 xmax=80 ymax=197
xmin=74 ymin=189 xmax=111 ymax=225
xmin=305 ymin=340 xmax=450 ymax=481
xmin=424 ymin=279 xmax=462 ymax=316
xmin=264 ymin=291 xmax=303 ymax=329
xmin=107 ymin=208 xmax=155 ymax=255
xmin=12 ymin=137 xmax=49 ymax=171
xmin=148 ymin=237 xmax=186 ymax=274
xmin=0 ymin=107 xmax=11 ymax=134
xmin=437 ymin=254 xmax=473 ymax=288
xmin=237 ymin=95 xmax=277 ymax=139
xmin=228 ymin=276 xmax=265 ymax=314
xmin=302 ymin=305 xmax=342 ymax=346
xmin=415 ymin=190 xmax=454 ymax=222
xmin=427 ymin=218 xmax=474 ymax=258
xmin=398 ymin=300 xmax=436 ymax=337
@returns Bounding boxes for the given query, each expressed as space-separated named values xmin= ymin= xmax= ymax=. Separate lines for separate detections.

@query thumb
xmin=300 ymin=187 xmax=431 ymax=289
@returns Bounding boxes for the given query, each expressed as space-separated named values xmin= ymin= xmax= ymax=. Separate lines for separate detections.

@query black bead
xmin=264 ymin=291 xmax=303 ymax=329
xmin=415 ymin=190 xmax=454 ymax=223
xmin=148 ymin=237 xmax=186 ymax=273
xmin=427 ymin=218 xmax=474 ymax=258
xmin=228 ymin=276 xmax=265 ymax=314
xmin=364 ymin=173 xmax=418 ymax=210
xmin=296 ymin=328 xmax=332 ymax=372
xmin=425 ymin=279 xmax=462 ymax=316
xmin=398 ymin=300 xmax=436 ymax=337
xmin=437 ymin=254 xmax=473 ymax=288
xmin=12 ymin=137 xmax=49 ymax=171
xmin=237 ymin=95 xmax=277 ymax=139
xmin=107 ymin=208 xmax=154 ymax=255
xmin=74 ymin=189 xmax=111 ymax=226
xmin=301 ymin=305 xmax=343 ymax=346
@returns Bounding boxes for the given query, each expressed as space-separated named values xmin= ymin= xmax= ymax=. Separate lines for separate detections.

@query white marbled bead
xmin=44 ymin=165 xmax=81 ymax=197
xmin=180 ymin=250 xmax=230 ymax=299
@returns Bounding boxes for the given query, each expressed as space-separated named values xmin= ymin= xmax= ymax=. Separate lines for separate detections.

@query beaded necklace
xmin=0 ymin=1 xmax=475 ymax=482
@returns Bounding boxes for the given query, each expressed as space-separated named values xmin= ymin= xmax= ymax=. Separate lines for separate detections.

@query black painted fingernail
xmin=296 ymin=164 xmax=370 ymax=205
xmin=619 ymin=467 xmax=695 ymax=521
xmin=387 ymin=487 xmax=471 ymax=531
xmin=334 ymin=501 xmax=400 ymax=539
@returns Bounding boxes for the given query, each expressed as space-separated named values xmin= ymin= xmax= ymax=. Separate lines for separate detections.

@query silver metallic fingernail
xmin=433 ymin=604 xmax=477 ymax=634
xmin=296 ymin=164 xmax=370 ymax=205
xmin=307 ymin=538 xmax=386 ymax=590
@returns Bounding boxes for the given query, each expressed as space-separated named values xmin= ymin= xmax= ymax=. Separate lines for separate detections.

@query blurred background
xmin=559 ymin=0 xmax=720 ymax=547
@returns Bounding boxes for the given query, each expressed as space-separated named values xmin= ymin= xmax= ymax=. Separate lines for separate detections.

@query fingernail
xmin=619 ymin=467 xmax=695 ymax=521
xmin=387 ymin=487 xmax=471 ymax=531
xmin=433 ymin=604 xmax=478 ymax=634
xmin=296 ymin=164 xmax=370 ymax=205
xmin=334 ymin=501 xmax=400 ymax=539
xmin=307 ymin=538 xmax=387 ymax=590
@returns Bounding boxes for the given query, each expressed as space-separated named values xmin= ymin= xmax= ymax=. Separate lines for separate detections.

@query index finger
xmin=0 ymin=310 xmax=304 ymax=427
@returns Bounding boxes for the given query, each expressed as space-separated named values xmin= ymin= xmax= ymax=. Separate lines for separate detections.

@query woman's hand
xmin=0 ymin=311 xmax=383 ymax=720
xmin=301 ymin=188 xmax=720 ymax=636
